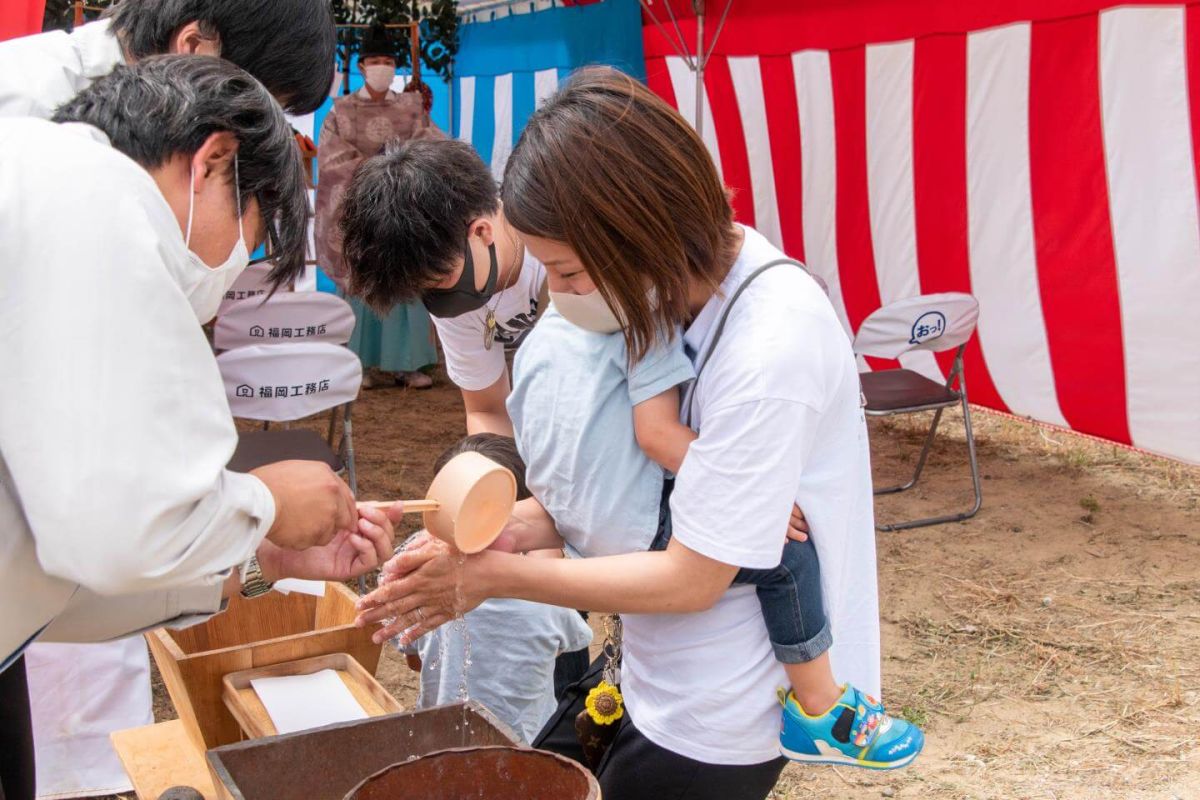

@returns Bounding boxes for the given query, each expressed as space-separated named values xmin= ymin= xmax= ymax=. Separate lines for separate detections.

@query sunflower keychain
xmin=575 ymin=614 xmax=624 ymax=769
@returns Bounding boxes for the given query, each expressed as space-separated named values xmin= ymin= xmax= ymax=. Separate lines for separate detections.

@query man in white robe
xmin=0 ymin=57 xmax=398 ymax=800
xmin=0 ymin=8 xmax=338 ymax=795
xmin=0 ymin=0 xmax=337 ymax=119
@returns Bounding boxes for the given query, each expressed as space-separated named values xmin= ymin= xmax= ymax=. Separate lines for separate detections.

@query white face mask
xmin=363 ymin=64 xmax=395 ymax=93
xmin=550 ymin=288 xmax=624 ymax=334
xmin=183 ymin=156 xmax=249 ymax=324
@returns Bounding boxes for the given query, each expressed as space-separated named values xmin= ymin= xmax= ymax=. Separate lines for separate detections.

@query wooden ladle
xmin=361 ymin=451 xmax=517 ymax=553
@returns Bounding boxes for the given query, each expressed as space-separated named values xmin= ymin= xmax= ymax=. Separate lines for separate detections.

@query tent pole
xmin=694 ymin=0 xmax=705 ymax=137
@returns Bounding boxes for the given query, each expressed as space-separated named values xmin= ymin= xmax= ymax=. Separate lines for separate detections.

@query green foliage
xmin=333 ymin=0 xmax=458 ymax=81
xmin=420 ymin=0 xmax=459 ymax=81
xmin=898 ymin=705 xmax=929 ymax=728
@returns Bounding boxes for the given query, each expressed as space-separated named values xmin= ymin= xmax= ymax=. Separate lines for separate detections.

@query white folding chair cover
xmin=214 ymin=292 xmax=356 ymax=350
xmin=853 ymin=292 xmax=979 ymax=359
xmin=218 ymin=342 xmax=362 ymax=422
xmin=216 ymin=261 xmax=279 ymax=315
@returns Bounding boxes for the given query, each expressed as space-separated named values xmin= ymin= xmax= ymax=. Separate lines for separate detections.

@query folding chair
xmin=216 ymin=260 xmax=281 ymax=318
xmin=213 ymin=291 xmax=356 ymax=351
xmin=853 ymin=292 xmax=983 ymax=532
xmin=217 ymin=342 xmax=362 ymax=494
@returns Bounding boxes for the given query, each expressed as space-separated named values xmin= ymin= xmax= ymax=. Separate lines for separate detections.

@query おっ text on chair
xmin=853 ymin=293 xmax=984 ymax=532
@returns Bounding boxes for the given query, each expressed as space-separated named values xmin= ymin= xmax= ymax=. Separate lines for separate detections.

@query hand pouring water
xmin=361 ymin=451 xmax=517 ymax=553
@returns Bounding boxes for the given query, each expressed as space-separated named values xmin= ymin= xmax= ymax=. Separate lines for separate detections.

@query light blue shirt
xmin=413 ymin=598 xmax=592 ymax=744
xmin=507 ymin=307 xmax=696 ymax=558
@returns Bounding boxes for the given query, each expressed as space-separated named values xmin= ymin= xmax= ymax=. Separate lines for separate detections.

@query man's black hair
xmin=339 ymin=139 xmax=500 ymax=312
xmin=53 ymin=55 xmax=310 ymax=290
xmin=107 ymin=0 xmax=336 ymax=115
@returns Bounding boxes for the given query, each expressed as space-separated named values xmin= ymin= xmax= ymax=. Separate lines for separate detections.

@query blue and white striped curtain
xmin=453 ymin=0 xmax=646 ymax=179
xmin=456 ymin=68 xmax=565 ymax=179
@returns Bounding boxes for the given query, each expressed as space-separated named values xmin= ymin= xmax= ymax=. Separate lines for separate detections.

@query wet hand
xmin=354 ymin=534 xmax=483 ymax=645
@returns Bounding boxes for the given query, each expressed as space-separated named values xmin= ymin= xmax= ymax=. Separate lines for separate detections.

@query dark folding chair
xmin=853 ymin=292 xmax=983 ymax=531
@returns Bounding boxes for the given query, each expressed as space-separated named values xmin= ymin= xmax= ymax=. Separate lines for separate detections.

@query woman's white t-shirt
xmin=430 ymin=250 xmax=546 ymax=391
xmin=619 ymin=227 xmax=881 ymax=765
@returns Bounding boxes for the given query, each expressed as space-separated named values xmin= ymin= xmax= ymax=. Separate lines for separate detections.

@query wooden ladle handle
xmin=359 ymin=499 xmax=440 ymax=513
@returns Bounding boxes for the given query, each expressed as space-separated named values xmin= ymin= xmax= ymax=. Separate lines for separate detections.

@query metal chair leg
xmin=959 ymin=394 xmax=983 ymax=518
xmin=332 ymin=403 xmax=365 ymax=595
xmin=326 ymin=405 xmax=340 ymax=447
xmin=874 ymin=407 xmax=944 ymax=496
xmin=876 ymin=398 xmax=983 ymax=532
xmin=342 ymin=405 xmax=357 ymax=497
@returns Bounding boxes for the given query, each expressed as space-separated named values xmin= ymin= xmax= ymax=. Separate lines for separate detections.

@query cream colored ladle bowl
xmin=363 ymin=451 xmax=517 ymax=553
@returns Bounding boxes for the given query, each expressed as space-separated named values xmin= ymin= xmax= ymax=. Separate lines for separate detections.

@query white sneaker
xmin=398 ymin=370 xmax=433 ymax=390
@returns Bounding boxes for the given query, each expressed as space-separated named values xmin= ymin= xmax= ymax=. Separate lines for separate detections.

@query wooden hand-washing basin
xmin=345 ymin=746 xmax=601 ymax=800
xmin=207 ymin=702 xmax=522 ymax=800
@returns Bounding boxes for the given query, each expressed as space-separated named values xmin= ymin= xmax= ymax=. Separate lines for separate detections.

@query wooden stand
xmin=222 ymin=652 xmax=402 ymax=739
xmin=111 ymin=720 xmax=218 ymax=800
xmin=146 ymin=582 xmax=381 ymax=752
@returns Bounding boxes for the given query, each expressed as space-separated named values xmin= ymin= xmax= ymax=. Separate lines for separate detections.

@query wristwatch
xmin=239 ymin=554 xmax=274 ymax=598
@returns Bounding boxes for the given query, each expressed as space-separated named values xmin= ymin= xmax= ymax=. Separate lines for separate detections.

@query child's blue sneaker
xmin=778 ymin=685 xmax=924 ymax=770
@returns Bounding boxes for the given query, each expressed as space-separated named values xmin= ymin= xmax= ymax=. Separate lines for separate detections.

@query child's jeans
xmin=651 ymin=480 xmax=832 ymax=664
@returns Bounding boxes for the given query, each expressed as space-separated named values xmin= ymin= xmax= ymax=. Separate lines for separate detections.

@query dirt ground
xmin=94 ymin=365 xmax=1198 ymax=800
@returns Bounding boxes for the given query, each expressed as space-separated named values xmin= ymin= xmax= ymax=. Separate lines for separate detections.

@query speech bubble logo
xmin=909 ymin=311 xmax=947 ymax=346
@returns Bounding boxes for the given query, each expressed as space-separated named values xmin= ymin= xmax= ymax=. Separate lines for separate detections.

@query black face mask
xmin=422 ymin=239 xmax=500 ymax=318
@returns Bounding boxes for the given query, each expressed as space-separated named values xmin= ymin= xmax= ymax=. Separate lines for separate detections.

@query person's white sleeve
xmin=432 ymin=312 xmax=507 ymax=391
xmin=37 ymin=581 xmax=228 ymax=643
xmin=0 ymin=37 xmax=60 ymax=120
xmin=669 ymin=397 xmax=821 ymax=570
xmin=0 ymin=171 xmax=274 ymax=597
xmin=626 ymin=330 xmax=695 ymax=407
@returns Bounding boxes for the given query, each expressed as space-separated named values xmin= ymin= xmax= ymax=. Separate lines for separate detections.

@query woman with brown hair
xmin=355 ymin=67 xmax=914 ymax=798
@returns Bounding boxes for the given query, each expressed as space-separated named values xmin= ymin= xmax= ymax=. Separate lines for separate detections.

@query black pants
xmin=0 ymin=656 xmax=35 ymax=800
xmin=534 ymin=654 xmax=786 ymax=800
xmin=552 ymin=646 xmax=591 ymax=701
xmin=597 ymin=716 xmax=786 ymax=800
xmin=535 ymin=653 xmax=606 ymax=766
xmin=552 ymin=610 xmax=591 ymax=701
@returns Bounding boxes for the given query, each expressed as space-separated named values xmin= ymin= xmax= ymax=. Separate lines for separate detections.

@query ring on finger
xmin=416 ymin=607 xmax=425 ymax=621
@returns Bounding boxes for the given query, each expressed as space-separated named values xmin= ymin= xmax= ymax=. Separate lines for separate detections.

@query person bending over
xmin=0 ymin=0 xmax=337 ymax=119
xmin=0 ymin=57 xmax=398 ymax=800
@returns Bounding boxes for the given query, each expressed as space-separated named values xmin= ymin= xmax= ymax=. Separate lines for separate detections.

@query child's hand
xmin=787 ymin=504 xmax=810 ymax=543
xmin=488 ymin=530 xmax=519 ymax=553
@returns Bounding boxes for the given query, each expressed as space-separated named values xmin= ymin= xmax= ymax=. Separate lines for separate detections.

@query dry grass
xmin=771 ymin=409 xmax=1200 ymax=800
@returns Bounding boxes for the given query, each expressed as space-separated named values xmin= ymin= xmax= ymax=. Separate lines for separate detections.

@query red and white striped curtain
xmin=0 ymin=0 xmax=44 ymax=41
xmin=643 ymin=0 xmax=1200 ymax=465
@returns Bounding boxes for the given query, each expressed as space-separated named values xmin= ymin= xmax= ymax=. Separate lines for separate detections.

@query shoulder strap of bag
xmin=685 ymin=258 xmax=805 ymax=427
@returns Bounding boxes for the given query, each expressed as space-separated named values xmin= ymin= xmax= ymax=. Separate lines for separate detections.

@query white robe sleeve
xmin=0 ymin=135 xmax=275 ymax=597
xmin=37 ymin=582 xmax=227 ymax=643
